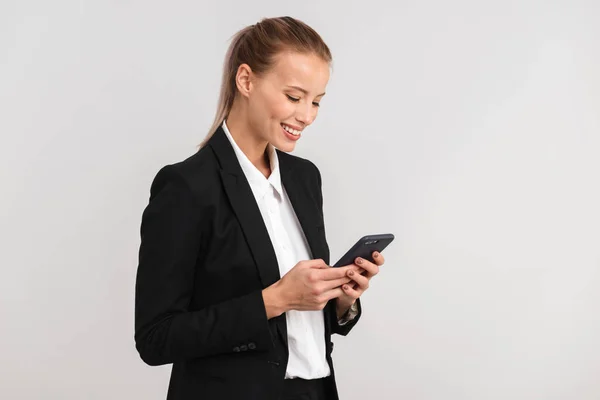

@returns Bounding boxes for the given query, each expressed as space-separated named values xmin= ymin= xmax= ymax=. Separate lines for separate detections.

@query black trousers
xmin=281 ymin=377 xmax=333 ymax=400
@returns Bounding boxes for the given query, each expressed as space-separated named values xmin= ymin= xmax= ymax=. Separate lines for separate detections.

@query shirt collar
xmin=221 ymin=120 xmax=283 ymax=200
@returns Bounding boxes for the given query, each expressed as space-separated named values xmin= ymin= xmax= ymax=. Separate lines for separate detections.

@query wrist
xmin=336 ymin=298 xmax=354 ymax=319
xmin=262 ymin=281 xmax=288 ymax=319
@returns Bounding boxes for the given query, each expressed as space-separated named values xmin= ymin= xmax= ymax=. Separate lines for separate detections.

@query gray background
xmin=1 ymin=1 xmax=599 ymax=399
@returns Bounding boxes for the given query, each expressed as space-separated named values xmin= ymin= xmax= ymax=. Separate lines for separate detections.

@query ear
xmin=235 ymin=63 xmax=253 ymax=98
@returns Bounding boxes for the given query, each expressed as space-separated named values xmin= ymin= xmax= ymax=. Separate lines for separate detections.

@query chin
xmin=272 ymin=124 xmax=300 ymax=153
xmin=274 ymin=140 xmax=296 ymax=153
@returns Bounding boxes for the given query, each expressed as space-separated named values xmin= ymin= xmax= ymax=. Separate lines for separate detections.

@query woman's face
xmin=246 ymin=51 xmax=330 ymax=153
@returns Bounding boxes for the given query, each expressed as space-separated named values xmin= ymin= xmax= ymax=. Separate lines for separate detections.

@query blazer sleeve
xmin=312 ymin=162 xmax=362 ymax=336
xmin=134 ymin=165 xmax=274 ymax=366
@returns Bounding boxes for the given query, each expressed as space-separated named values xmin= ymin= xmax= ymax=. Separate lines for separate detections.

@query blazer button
xmin=248 ymin=342 xmax=256 ymax=350
xmin=233 ymin=346 xmax=241 ymax=352
xmin=240 ymin=345 xmax=248 ymax=351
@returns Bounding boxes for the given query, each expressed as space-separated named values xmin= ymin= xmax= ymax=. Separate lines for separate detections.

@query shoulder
xmin=276 ymin=150 xmax=322 ymax=184
xmin=148 ymin=145 xmax=219 ymax=199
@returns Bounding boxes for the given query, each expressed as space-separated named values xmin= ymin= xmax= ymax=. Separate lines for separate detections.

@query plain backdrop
xmin=1 ymin=1 xmax=599 ymax=399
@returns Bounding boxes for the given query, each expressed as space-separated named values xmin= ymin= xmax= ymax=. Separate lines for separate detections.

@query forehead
xmin=266 ymin=51 xmax=330 ymax=94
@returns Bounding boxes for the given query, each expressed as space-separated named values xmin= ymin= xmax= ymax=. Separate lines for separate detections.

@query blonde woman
xmin=134 ymin=16 xmax=385 ymax=400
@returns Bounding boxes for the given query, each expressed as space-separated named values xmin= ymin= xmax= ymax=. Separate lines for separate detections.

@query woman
xmin=134 ymin=16 xmax=385 ymax=400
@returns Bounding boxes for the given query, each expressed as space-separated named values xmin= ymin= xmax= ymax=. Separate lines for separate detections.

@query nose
xmin=295 ymin=104 xmax=316 ymax=126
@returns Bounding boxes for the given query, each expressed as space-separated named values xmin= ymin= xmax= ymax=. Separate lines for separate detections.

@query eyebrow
xmin=287 ymin=85 xmax=326 ymax=97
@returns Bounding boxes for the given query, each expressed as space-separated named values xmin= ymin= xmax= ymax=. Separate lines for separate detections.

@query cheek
xmin=247 ymin=96 xmax=269 ymax=128
xmin=268 ymin=98 xmax=295 ymax=121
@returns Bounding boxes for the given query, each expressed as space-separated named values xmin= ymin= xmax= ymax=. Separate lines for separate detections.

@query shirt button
xmin=240 ymin=345 xmax=248 ymax=351
xmin=233 ymin=346 xmax=240 ymax=352
xmin=248 ymin=342 xmax=256 ymax=350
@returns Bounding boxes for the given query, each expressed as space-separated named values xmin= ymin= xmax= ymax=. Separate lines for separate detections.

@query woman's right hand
xmin=262 ymin=259 xmax=358 ymax=318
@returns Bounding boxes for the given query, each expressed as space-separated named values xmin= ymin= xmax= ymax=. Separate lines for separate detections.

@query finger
xmin=372 ymin=251 xmax=385 ymax=266
xmin=306 ymin=258 xmax=330 ymax=269
xmin=354 ymin=257 xmax=379 ymax=278
xmin=340 ymin=264 xmax=364 ymax=276
xmin=351 ymin=264 xmax=364 ymax=273
xmin=344 ymin=264 xmax=367 ymax=275
xmin=346 ymin=269 xmax=369 ymax=292
xmin=317 ymin=265 xmax=354 ymax=281
xmin=321 ymin=287 xmax=345 ymax=302
xmin=341 ymin=282 xmax=361 ymax=300
xmin=321 ymin=276 xmax=352 ymax=291
xmin=341 ymin=263 xmax=363 ymax=271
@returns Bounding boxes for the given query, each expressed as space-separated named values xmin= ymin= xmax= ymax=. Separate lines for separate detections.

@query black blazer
xmin=134 ymin=126 xmax=362 ymax=399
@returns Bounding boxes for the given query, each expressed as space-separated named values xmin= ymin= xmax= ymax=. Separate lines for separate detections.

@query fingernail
xmin=374 ymin=252 xmax=379 ymax=258
xmin=356 ymin=258 xmax=362 ymax=264
xmin=343 ymin=285 xmax=349 ymax=290
xmin=348 ymin=270 xmax=354 ymax=276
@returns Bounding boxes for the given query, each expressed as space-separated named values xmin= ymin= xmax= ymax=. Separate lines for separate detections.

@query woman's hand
xmin=335 ymin=251 xmax=385 ymax=318
xmin=263 ymin=259 xmax=354 ymax=318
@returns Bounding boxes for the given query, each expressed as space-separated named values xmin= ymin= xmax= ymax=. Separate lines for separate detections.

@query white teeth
xmin=282 ymin=124 xmax=301 ymax=136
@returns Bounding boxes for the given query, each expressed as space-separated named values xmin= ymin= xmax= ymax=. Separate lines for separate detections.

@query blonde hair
xmin=198 ymin=16 xmax=332 ymax=148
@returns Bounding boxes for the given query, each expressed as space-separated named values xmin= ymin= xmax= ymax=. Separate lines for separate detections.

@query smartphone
xmin=332 ymin=233 xmax=395 ymax=267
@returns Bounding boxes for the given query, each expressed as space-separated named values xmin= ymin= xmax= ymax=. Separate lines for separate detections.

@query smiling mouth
xmin=281 ymin=123 xmax=302 ymax=136
xmin=281 ymin=124 xmax=302 ymax=142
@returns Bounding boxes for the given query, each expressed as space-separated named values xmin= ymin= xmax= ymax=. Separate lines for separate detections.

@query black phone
xmin=332 ymin=233 xmax=395 ymax=267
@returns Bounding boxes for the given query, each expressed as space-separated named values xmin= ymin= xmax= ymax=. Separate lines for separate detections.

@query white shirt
xmin=222 ymin=120 xmax=331 ymax=379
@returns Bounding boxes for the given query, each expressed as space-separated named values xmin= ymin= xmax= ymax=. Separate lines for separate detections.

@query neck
xmin=226 ymin=102 xmax=270 ymax=171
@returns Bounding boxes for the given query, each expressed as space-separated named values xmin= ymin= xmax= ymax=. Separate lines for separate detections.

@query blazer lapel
xmin=278 ymin=152 xmax=328 ymax=265
xmin=209 ymin=127 xmax=281 ymax=288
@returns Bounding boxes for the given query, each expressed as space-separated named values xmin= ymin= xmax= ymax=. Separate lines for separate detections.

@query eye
xmin=286 ymin=94 xmax=320 ymax=107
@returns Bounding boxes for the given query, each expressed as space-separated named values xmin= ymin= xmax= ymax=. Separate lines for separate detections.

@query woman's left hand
xmin=335 ymin=251 xmax=385 ymax=318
